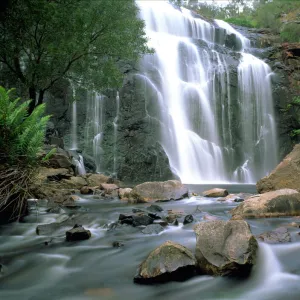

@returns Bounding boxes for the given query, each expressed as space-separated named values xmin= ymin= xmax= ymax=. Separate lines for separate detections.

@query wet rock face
xmin=203 ymin=188 xmax=228 ymax=198
xmin=257 ymin=144 xmax=300 ymax=193
xmin=231 ymin=189 xmax=300 ymax=218
xmin=194 ymin=220 xmax=258 ymax=277
xmin=134 ymin=240 xmax=197 ymax=284
xmin=258 ymin=227 xmax=291 ymax=244
xmin=130 ymin=180 xmax=188 ymax=203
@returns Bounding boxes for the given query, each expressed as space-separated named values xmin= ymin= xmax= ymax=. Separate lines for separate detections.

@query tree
xmin=0 ymin=0 xmax=150 ymax=112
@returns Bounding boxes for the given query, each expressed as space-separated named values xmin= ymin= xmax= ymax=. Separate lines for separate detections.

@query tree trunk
xmin=37 ymin=90 xmax=45 ymax=105
xmin=28 ymin=87 xmax=37 ymax=114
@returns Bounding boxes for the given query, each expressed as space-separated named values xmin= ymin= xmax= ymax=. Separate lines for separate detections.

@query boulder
xmin=80 ymin=186 xmax=94 ymax=195
xmin=203 ymin=188 xmax=228 ymax=198
xmin=257 ymin=144 xmax=300 ymax=193
xmin=86 ymin=174 xmax=109 ymax=186
xmin=194 ymin=220 xmax=258 ymax=277
xmin=36 ymin=167 xmax=71 ymax=181
xmin=45 ymin=153 xmax=73 ymax=169
xmin=61 ymin=176 xmax=88 ymax=189
xmin=134 ymin=241 xmax=197 ymax=284
xmin=118 ymin=188 xmax=133 ymax=201
xmin=66 ymin=224 xmax=91 ymax=241
xmin=130 ymin=180 xmax=188 ymax=203
xmin=141 ymin=224 xmax=164 ymax=235
xmin=231 ymin=189 xmax=300 ymax=218
xmin=257 ymin=227 xmax=291 ymax=244
xmin=100 ymin=183 xmax=119 ymax=194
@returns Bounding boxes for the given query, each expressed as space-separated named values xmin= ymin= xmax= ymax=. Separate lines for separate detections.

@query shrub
xmin=0 ymin=86 xmax=50 ymax=222
xmin=280 ymin=23 xmax=300 ymax=42
xmin=225 ymin=17 xmax=257 ymax=28
xmin=0 ymin=86 xmax=50 ymax=165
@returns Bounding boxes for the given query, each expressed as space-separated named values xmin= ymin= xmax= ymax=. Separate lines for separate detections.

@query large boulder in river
xmin=231 ymin=189 xmax=300 ymax=218
xmin=194 ymin=220 xmax=258 ymax=277
xmin=257 ymin=144 xmax=300 ymax=193
xmin=130 ymin=180 xmax=188 ymax=203
xmin=134 ymin=241 xmax=196 ymax=284
xmin=203 ymin=188 xmax=228 ymax=198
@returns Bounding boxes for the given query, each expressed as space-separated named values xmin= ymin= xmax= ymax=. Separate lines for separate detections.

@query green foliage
xmin=0 ymin=0 xmax=151 ymax=108
xmin=42 ymin=148 xmax=57 ymax=162
xmin=280 ymin=23 xmax=300 ymax=42
xmin=225 ymin=17 xmax=257 ymax=28
xmin=0 ymin=86 xmax=50 ymax=165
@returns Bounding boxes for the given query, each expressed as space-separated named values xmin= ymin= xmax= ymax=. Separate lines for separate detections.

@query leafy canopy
xmin=0 ymin=0 xmax=150 ymax=106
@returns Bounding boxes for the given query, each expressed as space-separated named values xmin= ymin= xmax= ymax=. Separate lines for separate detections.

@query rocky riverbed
xmin=1 ymin=184 xmax=300 ymax=300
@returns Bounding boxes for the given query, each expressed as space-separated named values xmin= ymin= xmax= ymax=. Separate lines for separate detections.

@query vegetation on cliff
xmin=0 ymin=0 xmax=150 ymax=112
xmin=185 ymin=0 xmax=300 ymax=42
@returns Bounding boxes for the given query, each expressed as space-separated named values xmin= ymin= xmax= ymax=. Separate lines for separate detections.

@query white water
xmin=137 ymin=1 xmax=277 ymax=184
xmin=84 ymin=93 xmax=104 ymax=173
xmin=113 ymin=92 xmax=120 ymax=176
xmin=71 ymin=87 xmax=78 ymax=150
xmin=73 ymin=154 xmax=86 ymax=175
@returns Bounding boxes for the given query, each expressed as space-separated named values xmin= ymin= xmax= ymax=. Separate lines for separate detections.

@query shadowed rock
xmin=66 ymin=224 xmax=91 ymax=241
xmin=134 ymin=240 xmax=196 ymax=284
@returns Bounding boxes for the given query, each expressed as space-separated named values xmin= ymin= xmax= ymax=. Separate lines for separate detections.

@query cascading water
xmin=137 ymin=1 xmax=278 ymax=184
xmin=73 ymin=154 xmax=86 ymax=175
xmin=84 ymin=92 xmax=104 ymax=173
xmin=113 ymin=92 xmax=120 ymax=176
xmin=70 ymin=85 xmax=78 ymax=150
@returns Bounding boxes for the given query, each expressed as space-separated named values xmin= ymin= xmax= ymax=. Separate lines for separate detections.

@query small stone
xmin=66 ymin=224 xmax=91 ymax=241
xmin=203 ymin=188 xmax=228 ymax=198
xmin=146 ymin=204 xmax=164 ymax=212
xmin=112 ymin=241 xmax=124 ymax=247
xmin=141 ymin=224 xmax=164 ymax=234
xmin=132 ymin=215 xmax=153 ymax=227
xmin=183 ymin=215 xmax=194 ymax=225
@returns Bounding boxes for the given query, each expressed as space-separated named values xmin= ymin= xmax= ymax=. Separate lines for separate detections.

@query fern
xmin=0 ymin=86 xmax=50 ymax=166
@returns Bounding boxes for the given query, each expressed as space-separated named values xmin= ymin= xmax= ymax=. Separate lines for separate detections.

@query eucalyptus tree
xmin=0 ymin=0 xmax=150 ymax=112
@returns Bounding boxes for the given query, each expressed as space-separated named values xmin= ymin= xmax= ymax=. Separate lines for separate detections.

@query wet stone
xmin=112 ymin=241 xmax=125 ymax=248
xmin=183 ymin=215 xmax=194 ymax=225
xmin=258 ymin=227 xmax=291 ymax=244
xmin=146 ymin=204 xmax=164 ymax=213
xmin=66 ymin=224 xmax=91 ymax=241
xmin=141 ymin=224 xmax=164 ymax=235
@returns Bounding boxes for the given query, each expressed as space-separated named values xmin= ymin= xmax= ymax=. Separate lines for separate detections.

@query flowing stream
xmin=1 ymin=185 xmax=300 ymax=300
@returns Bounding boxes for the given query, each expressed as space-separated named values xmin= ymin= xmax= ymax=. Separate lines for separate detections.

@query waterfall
xmin=84 ymin=92 xmax=104 ymax=173
xmin=70 ymin=86 xmax=78 ymax=150
xmin=137 ymin=1 xmax=278 ymax=184
xmin=113 ymin=92 xmax=120 ymax=176
xmin=73 ymin=154 xmax=86 ymax=175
